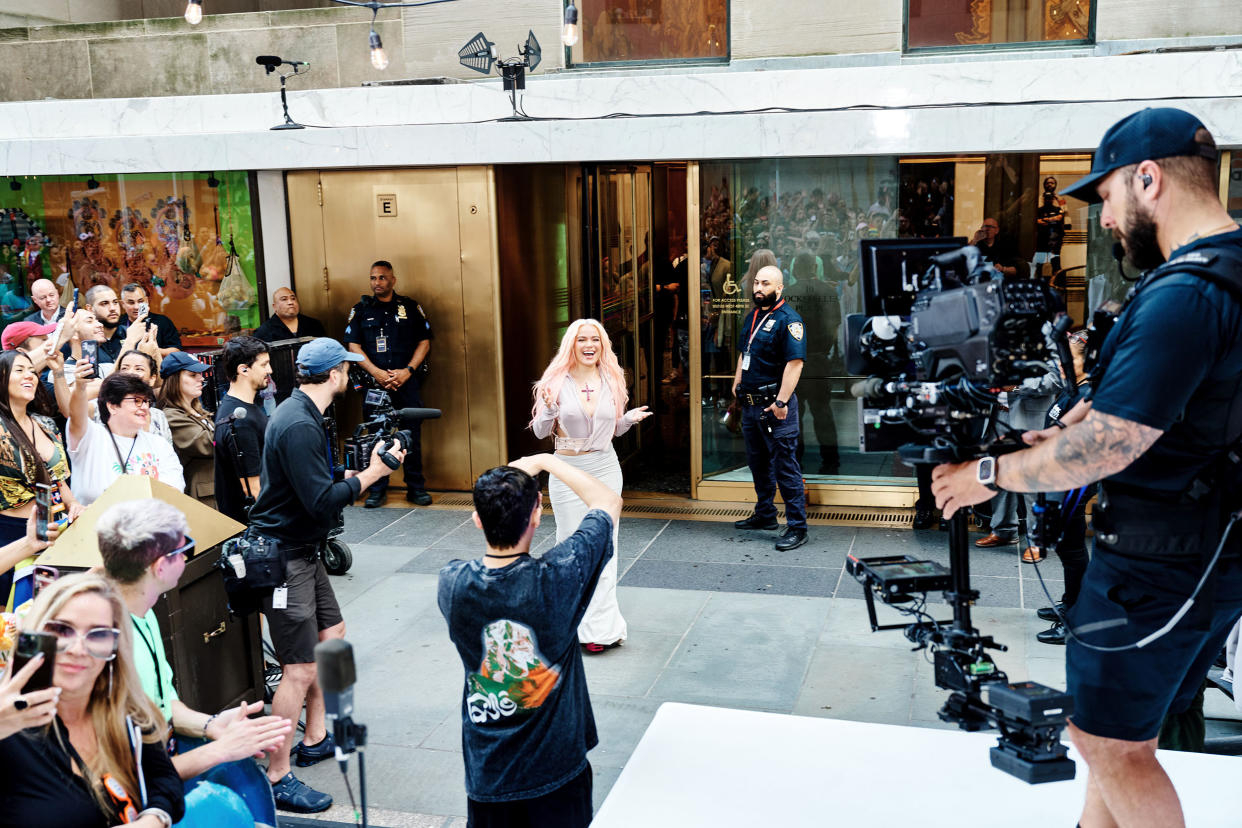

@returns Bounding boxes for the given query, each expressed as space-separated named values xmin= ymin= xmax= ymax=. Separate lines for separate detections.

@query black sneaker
xmin=912 ymin=505 xmax=936 ymax=531
xmin=734 ymin=514 xmax=779 ymax=530
xmin=1036 ymin=622 xmax=1067 ymax=646
xmin=293 ymin=732 xmax=336 ymax=768
xmin=271 ymin=772 xmax=332 ymax=813
xmin=364 ymin=489 xmax=386 ymax=508
xmin=775 ymin=527 xmax=808 ymax=551
xmin=405 ymin=489 xmax=433 ymax=506
xmin=1037 ymin=602 xmax=1066 ymax=622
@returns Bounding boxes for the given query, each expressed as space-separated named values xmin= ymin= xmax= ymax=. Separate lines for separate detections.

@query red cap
xmin=2 ymin=320 xmax=58 ymax=351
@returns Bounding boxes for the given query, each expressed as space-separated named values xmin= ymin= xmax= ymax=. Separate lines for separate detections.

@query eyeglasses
xmin=121 ymin=396 xmax=152 ymax=408
xmin=41 ymin=619 xmax=120 ymax=660
xmin=164 ymin=535 xmax=195 ymax=560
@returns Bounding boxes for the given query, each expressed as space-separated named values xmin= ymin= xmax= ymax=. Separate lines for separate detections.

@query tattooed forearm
xmin=998 ymin=410 xmax=1163 ymax=493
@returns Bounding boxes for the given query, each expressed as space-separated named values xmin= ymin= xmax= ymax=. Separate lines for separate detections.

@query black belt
xmin=737 ymin=383 xmax=778 ymax=408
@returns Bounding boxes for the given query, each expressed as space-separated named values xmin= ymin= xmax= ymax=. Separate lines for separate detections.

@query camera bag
xmin=216 ymin=529 xmax=287 ymax=615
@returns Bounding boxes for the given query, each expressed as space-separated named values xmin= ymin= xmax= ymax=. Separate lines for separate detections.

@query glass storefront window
xmin=0 ymin=172 xmax=261 ymax=344
xmin=696 ymin=152 xmax=1100 ymax=493
xmin=568 ymin=0 xmax=728 ymax=66
xmin=906 ymin=0 xmax=1094 ymax=51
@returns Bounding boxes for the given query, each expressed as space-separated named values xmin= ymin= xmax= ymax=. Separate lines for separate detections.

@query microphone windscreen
xmin=232 ymin=407 xmax=247 ymax=420
xmin=396 ymin=407 xmax=442 ymax=423
xmin=256 ymin=55 xmax=283 ymax=67
xmin=315 ymin=639 xmax=356 ymax=695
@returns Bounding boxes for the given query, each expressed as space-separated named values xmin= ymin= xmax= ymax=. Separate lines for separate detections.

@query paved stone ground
xmin=280 ymin=504 xmax=1234 ymax=826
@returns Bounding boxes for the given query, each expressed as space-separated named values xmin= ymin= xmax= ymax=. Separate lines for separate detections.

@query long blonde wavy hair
xmin=21 ymin=572 xmax=166 ymax=819
xmin=530 ymin=319 xmax=628 ymax=426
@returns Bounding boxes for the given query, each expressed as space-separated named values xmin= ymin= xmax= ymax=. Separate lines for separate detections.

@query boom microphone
xmin=850 ymin=377 xmax=887 ymax=399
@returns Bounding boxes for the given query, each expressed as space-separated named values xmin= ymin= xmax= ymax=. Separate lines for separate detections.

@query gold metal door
xmin=285 ymin=168 xmax=505 ymax=491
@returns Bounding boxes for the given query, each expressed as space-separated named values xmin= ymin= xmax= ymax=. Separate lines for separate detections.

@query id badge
xmin=272 ymin=586 xmax=288 ymax=610
xmin=741 ymin=352 xmax=751 ymax=371
xmin=375 ymin=335 xmax=388 ymax=354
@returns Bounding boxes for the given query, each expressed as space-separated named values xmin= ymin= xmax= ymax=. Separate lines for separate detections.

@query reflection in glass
xmin=571 ymin=0 xmax=728 ymax=64
xmin=907 ymin=0 xmax=1093 ymax=50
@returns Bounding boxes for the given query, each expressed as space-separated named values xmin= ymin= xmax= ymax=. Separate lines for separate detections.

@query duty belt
xmin=737 ymin=383 xmax=778 ymax=407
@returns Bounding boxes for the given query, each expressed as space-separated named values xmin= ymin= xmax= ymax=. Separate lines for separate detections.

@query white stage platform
xmin=593 ymin=703 xmax=1242 ymax=827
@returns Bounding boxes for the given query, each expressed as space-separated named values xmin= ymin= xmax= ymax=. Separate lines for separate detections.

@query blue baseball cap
xmin=296 ymin=337 xmax=363 ymax=374
xmin=159 ymin=351 xmax=209 ymax=379
xmin=1061 ymin=107 xmax=1218 ymax=204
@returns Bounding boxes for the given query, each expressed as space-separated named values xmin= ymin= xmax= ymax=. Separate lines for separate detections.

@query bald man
xmin=24 ymin=278 xmax=63 ymax=325
xmin=731 ymin=265 xmax=809 ymax=551
xmin=254 ymin=287 xmax=327 ymax=343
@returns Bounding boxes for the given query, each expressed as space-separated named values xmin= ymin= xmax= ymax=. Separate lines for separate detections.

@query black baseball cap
xmin=1061 ymin=108 xmax=1218 ymax=204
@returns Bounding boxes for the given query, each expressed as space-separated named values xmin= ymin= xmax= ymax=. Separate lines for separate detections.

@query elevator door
xmin=285 ymin=168 xmax=505 ymax=491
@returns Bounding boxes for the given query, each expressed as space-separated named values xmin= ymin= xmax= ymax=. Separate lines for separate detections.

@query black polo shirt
xmin=248 ymin=389 xmax=361 ymax=547
xmin=737 ymin=299 xmax=807 ymax=388
xmin=120 ymin=312 xmax=181 ymax=350
xmin=253 ymin=313 xmax=327 ymax=344
xmin=1091 ymin=228 xmax=1242 ymax=493
xmin=213 ymin=394 xmax=269 ymax=524
xmin=343 ymin=293 xmax=433 ymax=371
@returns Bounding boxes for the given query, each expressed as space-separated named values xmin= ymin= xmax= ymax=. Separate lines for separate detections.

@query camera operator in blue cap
xmin=247 ymin=337 xmax=407 ymax=813
xmin=932 ymin=108 xmax=1242 ymax=827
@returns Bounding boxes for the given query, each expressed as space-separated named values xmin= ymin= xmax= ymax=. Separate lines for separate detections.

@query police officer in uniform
xmin=731 ymin=264 xmax=809 ymax=551
xmin=345 ymin=260 xmax=433 ymax=507
xmin=932 ymin=108 xmax=1242 ymax=828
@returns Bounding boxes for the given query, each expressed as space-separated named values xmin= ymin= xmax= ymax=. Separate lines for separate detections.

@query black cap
xmin=1061 ymin=108 xmax=1217 ymax=204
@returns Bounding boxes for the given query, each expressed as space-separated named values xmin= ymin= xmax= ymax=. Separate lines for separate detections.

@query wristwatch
xmin=976 ymin=457 xmax=1001 ymax=492
xmin=773 ymin=399 xmax=788 ymax=409
xmin=137 ymin=808 xmax=172 ymax=828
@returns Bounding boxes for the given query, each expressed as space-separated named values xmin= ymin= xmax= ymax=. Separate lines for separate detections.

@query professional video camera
xmin=343 ymin=368 xmax=442 ymax=472
xmin=842 ymin=238 xmax=1077 ymax=784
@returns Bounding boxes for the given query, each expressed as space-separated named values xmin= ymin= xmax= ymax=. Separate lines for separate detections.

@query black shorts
xmin=467 ymin=763 xmax=593 ymax=828
xmin=263 ymin=554 xmax=344 ymax=665
xmin=1066 ymin=546 xmax=1242 ymax=742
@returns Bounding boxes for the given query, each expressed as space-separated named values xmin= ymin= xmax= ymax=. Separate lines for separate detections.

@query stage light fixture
xmin=207 ymin=172 xmax=220 ymax=188
xmin=330 ymin=0 xmax=459 ymax=72
xmin=8 ymin=178 xmax=19 ymax=192
xmin=458 ymin=30 xmax=542 ymax=119
xmin=562 ymin=2 xmax=579 ymax=47
xmin=184 ymin=0 xmax=203 ymax=25
xmin=86 ymin=177 xmax=100 ymax=190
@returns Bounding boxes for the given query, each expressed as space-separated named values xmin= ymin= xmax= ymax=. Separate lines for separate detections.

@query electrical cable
xmin=1026 ymin=504 xmax=1240 ymax=653
xmin=277 ymin=90 xmax=1242 ymax=131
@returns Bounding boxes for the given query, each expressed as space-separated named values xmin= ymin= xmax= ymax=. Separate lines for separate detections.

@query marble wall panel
xmin=205 ymin=21 xmax=340 ymax=95
xmin=732 ymin=0 xmax=903 ymax=58
xmin=401 ymin=0 xmax=563 ymax=81
xmin=1097 ymin=0 xmax=1242 ymax=40
xmin=88 ymin=33 xmax=211 ymax=99
xmin=0 ymin=38 xmax=92 ymax=100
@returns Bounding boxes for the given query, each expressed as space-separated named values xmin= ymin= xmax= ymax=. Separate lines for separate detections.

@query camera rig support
xmin=844 ymin=240 xmax=1077 ymax=784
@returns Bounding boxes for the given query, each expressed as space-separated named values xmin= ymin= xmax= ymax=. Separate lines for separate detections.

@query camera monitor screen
xmin=860 ymin=237 xmax=969 ymax=317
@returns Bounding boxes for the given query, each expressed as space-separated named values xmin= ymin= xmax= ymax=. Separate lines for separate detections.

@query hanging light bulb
xmin=369 ymin=29 xmax=389 ymax=71
xmin=184 ymin=0 xmax=203 ymax=25
xmin=562 ymin=2 xmax=579 ymax=47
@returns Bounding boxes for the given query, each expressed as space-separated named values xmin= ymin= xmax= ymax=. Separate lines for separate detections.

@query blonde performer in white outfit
xmin=531 ymin=319 xmax=651 ymax=652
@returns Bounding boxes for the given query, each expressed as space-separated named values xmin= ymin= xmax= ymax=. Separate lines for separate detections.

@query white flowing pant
xmin=548 ymin=447 xmax=628 ymax=645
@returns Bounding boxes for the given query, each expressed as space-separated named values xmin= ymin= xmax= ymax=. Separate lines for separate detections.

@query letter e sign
xmin=377 ymin=194 xmax=397 ymax=217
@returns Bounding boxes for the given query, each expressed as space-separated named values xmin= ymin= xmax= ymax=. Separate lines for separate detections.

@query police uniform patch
xmin=788 ymin=322 xmax=804 ymax=341
xmin=348 ymin=308 xmax=355 ymax=322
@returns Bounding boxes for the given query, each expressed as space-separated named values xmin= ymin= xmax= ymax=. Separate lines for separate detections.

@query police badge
xmin=788 ymin=322 xmax=804 ymax=341
xmin=396 ymin=303 xmax=408 ymax=320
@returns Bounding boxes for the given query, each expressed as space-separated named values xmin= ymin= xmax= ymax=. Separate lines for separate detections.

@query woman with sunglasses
xmin=0 ymin=349 xmax=84 ymax=609
xmin=67 ymin=369 xmax=184 ymax=506
xmin=155 ymin=353 xmax=215 ymax=508
xmin=0 ymin=572 xmax=184 ymax=827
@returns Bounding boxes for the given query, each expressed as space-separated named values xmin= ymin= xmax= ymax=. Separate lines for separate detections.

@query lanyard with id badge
xmin=741 ymin=299 xmax=785 ymax=373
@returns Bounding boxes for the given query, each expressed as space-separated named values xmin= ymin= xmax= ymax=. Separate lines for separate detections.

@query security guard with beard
xmin=731 ymin=265 xmax=809 ymax=551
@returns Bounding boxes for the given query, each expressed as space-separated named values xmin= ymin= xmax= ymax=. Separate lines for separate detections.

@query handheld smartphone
xmin=33 ymin=565 xmax=58 ymax=596
xmin=48 ymin=288 xmax=79 ymax=350
xmin=136 ymin=302 xmax=150 ymax=324
xmin=11 ymin=631 xmax=56 ymax=692
xmin=34 ymin=482 xmax=50 ymax=542
xmin=80 ymin=340 xmax=98 ymax=368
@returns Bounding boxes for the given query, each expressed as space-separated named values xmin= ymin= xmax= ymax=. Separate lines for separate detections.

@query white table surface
xmin=593 ymin=703 xmax=1242 ymax=827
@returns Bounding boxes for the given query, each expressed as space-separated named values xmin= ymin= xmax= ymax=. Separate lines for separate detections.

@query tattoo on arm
xmin=999 ymin=410 xmax=1162 ymax=493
